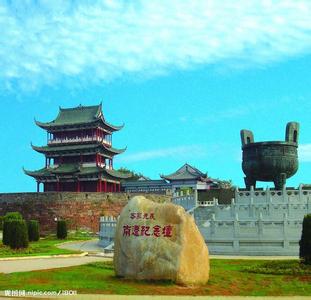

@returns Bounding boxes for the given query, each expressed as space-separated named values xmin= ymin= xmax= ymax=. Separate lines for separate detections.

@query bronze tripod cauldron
xmin=240 ymin=122 xmax=299 ymax=190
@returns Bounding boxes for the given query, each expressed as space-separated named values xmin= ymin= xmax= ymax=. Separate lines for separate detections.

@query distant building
xmin=122 ymin=179 xmax=171 ymax=194
xmin=122 ymin=163 xmax=219 ymax=195
xmin=24 ymin=103 xmax=130 ymax=192
xmin=161 ymin=163 xmax=219 ymax=197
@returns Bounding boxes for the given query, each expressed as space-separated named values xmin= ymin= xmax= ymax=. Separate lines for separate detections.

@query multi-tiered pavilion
xmin=24 ymin=104 xmax=129 ymax=192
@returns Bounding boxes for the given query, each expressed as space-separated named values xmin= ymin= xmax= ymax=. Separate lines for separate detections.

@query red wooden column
xmin=118 ymin=183 xmax=121 ymax=192
xmin=113 ymin=182 xmax=116 ymax=192
xmin=104 ymin=180 xmax=107 ymax=192
xmin=97 ymin=178 xmax=101 ymax=192
xmin=77 ymin=180 xmax=80 ymax=192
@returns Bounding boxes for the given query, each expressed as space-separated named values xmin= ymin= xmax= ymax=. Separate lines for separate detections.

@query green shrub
xmin=300 ymin=214 xmax=311 ymax=265
xmin=57 ymin=220 xmax=67 ymax=239
xmin=28 ymin=220 xmax=40 ymax=242
xmin=2 ymin=212 xmax=23 ymax=245
xmin=243 ymin=260 xmax=311 ymax=275
xmin=4 ymin=212 xmax=23 ymax=221
xmin=9 ymin=220 xmax=29 ymax=249
xmin=0 ymin=216 xmax=3 ymax=230
xmin=2 ymin=221 xmax=12 ymax=245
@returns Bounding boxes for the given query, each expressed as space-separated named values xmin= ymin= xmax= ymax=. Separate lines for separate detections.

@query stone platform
xmin=99 ymin=185 xmax=311 ymax=256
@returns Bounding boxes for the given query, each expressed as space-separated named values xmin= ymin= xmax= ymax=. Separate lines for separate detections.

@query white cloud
xmin=117 ymin=145 xmax=206 ymax=163
xmin=299 ymin=144 xmax=311 ymax=162
xmin=1 ymin=0 xmax=311 ymax=91
xmin=194 ymin=97 xmax=289 ymax=123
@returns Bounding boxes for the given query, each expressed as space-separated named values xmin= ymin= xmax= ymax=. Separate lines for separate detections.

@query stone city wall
xmin=0 ymin=192 xmax=170 ymax=233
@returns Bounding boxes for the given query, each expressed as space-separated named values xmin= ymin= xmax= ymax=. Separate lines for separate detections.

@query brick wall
xmin=0 ymin=192 xmax=170 ymax=233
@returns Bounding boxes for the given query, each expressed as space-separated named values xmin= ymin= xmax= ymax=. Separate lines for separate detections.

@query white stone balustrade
xmin=99 ymin=216 xmax=118 ymax=247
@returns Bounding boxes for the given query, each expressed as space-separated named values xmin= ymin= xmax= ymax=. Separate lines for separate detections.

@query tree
xmin=299 ymin=214 xmax=311 ymax=265
xmin=57 ymin=220 xmax=67 ymax=239
xmin=9 ymin=220 xmax=29 ymax=249
xmin=28 ymin=220 xmax=40 ymax=242
xmin=117 ymin=167 xmax=147 ymax=181
xmin=216 ymin=179 xmax=235 ymax=189
xmin=2 ymin=212 xmax=23 ymax=246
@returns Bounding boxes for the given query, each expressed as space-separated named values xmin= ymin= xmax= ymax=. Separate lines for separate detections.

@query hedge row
xmin=2 ymin=212 xmax=40 ymax=249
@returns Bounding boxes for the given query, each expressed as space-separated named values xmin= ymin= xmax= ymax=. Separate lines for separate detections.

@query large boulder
xmin=114 ymin=196 xmax=209 ymax=285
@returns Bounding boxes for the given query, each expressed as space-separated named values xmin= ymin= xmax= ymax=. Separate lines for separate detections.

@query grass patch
xmin=243 ymin=259 xmax=311 ymax=275
xmin=0 ymin=231 xmax=94 ymax=258
xmin=0 ymin=259 xmax=310 ymax=296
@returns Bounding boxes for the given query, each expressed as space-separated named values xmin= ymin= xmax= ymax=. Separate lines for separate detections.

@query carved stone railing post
xmin=211 ymin=213 xmax=216 ymax=236
xmin=283 ymin=212 xmax=289 ymax=249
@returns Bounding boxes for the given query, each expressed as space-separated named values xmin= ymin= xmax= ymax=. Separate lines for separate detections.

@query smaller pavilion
xmin=161 ymin=163 xmax=219 ymax=198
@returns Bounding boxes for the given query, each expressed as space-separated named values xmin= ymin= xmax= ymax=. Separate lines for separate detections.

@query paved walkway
xmin=0 ymin=239 xmax=299 ymax=274
xmin=0 ymin=256 xmax=111 ymax=274
xmin=58 ymin=239 xmax=103 ymax=253
xmin=59 ymin=239 xmax=299 ymax=260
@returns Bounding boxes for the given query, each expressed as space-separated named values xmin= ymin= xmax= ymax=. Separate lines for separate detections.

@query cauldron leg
xmin=244 ymin=177 xmax=256 ymax=190
xmin=274 ymin=173 xmax=286 ymax=190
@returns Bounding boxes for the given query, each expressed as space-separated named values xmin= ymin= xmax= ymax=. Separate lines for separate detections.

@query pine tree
xmin=299 ymin=214 xmax=311 ymax=265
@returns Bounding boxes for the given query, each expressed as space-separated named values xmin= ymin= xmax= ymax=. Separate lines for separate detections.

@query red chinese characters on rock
xmin=153 ymin=225 xmax=161 ymax=237
xmin=130 ymin=212 xmax=155 ymax=220
xmin=123 ymin=225 xmax=131 ymax=237
xmin=162 ymin=225 xmax=173 ymax=237
xmin=140 ymin=225 xmax=151 ymax=236
xmin=122 ymin=224 xmax=173 ymax=238
xmin=124 ymin=212 xmax=173 ymax=238
xmin=132 ymin=225 xmax=140 ymax=236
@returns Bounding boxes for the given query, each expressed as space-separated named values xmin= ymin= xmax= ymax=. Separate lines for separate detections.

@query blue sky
xmin=1 ymin=0 xmax=311 ymax=192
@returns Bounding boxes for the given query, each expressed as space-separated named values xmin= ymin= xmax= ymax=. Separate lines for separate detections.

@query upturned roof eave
xmin=105 ymin=169 xmax=132 ymax=179
xmin=31 ymin=143 xmax=126 ymax=156
xmin=160 ymin=175 xmax=201 ymax=181
xmin=161 ymin=163 xmax=207 ymax=181
xmin=35 ymin=112 xmax=124 ymax=132
xmin=24 ymin=165 xmax=130 ymax=180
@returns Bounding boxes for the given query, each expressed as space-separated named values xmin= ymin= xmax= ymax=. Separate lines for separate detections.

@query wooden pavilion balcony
xmin=48 ymin=135 xmax=112 ymax=146
xmin=82 ymin=162 xmax=112 ymax=169
xmin=46 ymin=162 xmax=113 ymax=170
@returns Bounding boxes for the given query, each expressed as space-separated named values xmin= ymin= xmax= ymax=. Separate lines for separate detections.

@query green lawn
xmin=1 ymin=259 xmax=310 ymax=296
xmin=0 ymin=231 xmax=94 ymax=258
